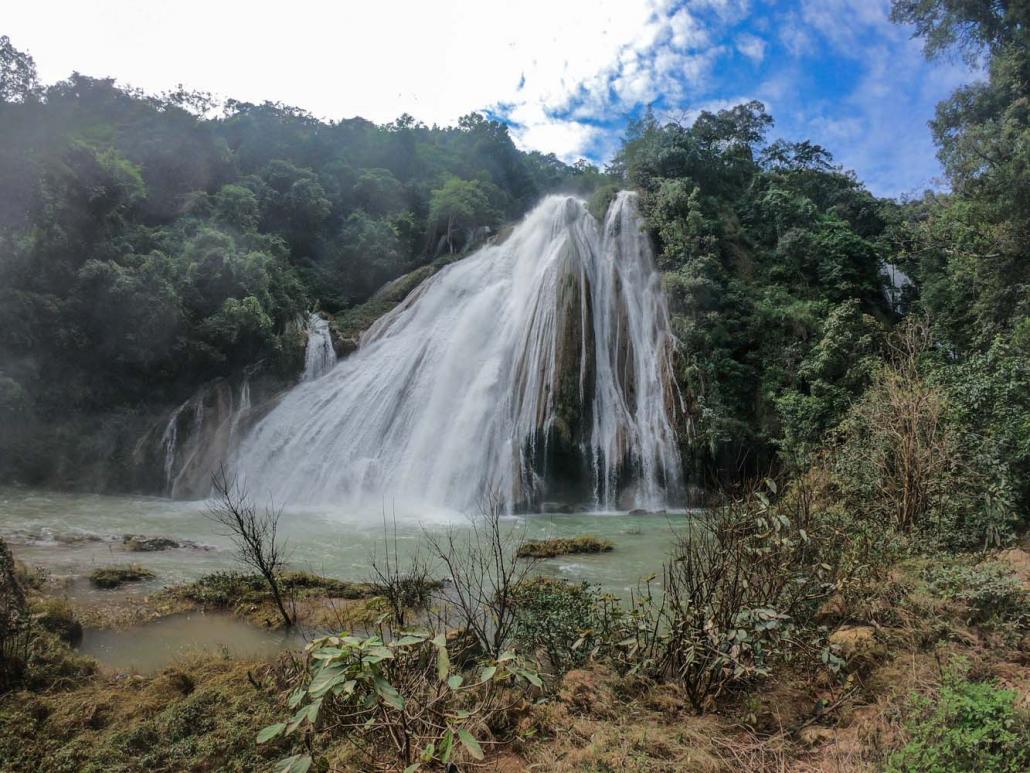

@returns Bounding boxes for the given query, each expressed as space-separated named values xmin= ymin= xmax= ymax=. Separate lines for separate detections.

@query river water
xmin=0 ymin=487 xmax=692 ymax=595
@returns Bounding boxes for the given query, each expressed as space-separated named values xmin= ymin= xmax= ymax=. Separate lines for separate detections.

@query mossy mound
xmin=89 ymin=565 xmax=155 ymax=589
xmin=169 ymin=570 xmax=378 ymax=608
xmin=517 ymin=535 xmax=614 ymax=559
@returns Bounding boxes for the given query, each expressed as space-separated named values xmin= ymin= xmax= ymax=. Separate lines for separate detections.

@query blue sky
xmin=7 ymin=0 xmax=976 ymax=197
xmin=486 ymin=0 xmax=977 ymax=197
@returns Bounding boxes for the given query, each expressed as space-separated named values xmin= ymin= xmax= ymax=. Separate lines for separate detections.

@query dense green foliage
xmin=611 ymin=100 xmax=892 ymax=481
xmin=0 ymin=37 xmax=599 ymax=486
xmin=260 ymin=630 xmax=542 ymax=770
xmin=887 ymin=661 xmax=1030 ymax=773
xmin=605 ymin=2 xmax=1029 ymax=541
xmin=0 ymin=0 xmax=1027 ymax=539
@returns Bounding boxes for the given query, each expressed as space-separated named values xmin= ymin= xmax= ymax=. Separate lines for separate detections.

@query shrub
xmin=887 ymin=665 xmax=1030 ymax=773
xmin=89 ymin=565 xmax=155 ymax=589
xmin=259 ymin=630 xmax=542 ymax=770
xmin=368 ymin=519 xmax=440 ymax=627
xmin=516 ymin=535 xmax=614 ymax=559
xmin=826 ymin=319 xmax=1018 ymax=550
xmin=512 ymin=577 xmax=604 ymax=673
xmin=425 ymin=492 xmax=538 ymax=658
xmin=614 ymin=481 xmax=839 ymax=712
xmin=923 ymin=561 xmax=1027 ymax=626
xmin=172 ymin=570 xmax=379 ymax=607
xmin=32 ymin=598 xmax=83 ymax=645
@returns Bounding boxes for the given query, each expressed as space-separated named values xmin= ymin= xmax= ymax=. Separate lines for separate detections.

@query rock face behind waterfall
xmin=233 ymin=192 xmax=684 ymax=512
xmin=133 ymin=376 xmax=269 ymax=499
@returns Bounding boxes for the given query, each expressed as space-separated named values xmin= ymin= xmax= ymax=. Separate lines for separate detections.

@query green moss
xmin=89 ymin=565 xmax=155 ymax=589
xmin=0 ymin=655 xmax=290 ymax=773
xmin=169 ymin=570 xmax=378 ymax=609
xmin=517 ymin=535 xmax=614 ymax=559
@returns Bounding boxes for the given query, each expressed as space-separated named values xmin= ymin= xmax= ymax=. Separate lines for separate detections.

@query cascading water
xmin=154 ymin=379 xmax=255 ymax=498
xmin=234 ymin=192 xmax=683 ymax=512
xmin=303 ymin=313 xmax=336 ymax=381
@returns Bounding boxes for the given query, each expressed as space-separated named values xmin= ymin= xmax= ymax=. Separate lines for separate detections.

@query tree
xmin=890 ymin=0 xmax=1029 ymax=62
xmin=208 ymin=470 xmax=292 ymax=627
xmin=0 ymin=36 xmax=38 ymax=103
xmin=427 ymin=176 xmax=499 ymax=254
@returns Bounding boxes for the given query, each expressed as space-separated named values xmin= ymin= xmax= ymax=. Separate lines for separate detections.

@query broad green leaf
xmin=374 ymin=676 xmax=406 ymax=710
xmin=404 ymin=765 xmax=420 ymax=773
xmin=308 ymin=664 xmax=349 ymax=696
xmin=287 ymin=687 xmax=306 ymax=708
xmin=516 ymin=667 xmax=542 ymax=687
xmin=311 ymin=647 xmax=345 ymax=660
xmin=332 ymin=679 xmax=357 ymax=697
xmin=257 ymin=722 xmax=286 ymax=744
xmin=447 ymin=674 xmax=463 ymax=690
xmin=395 ymin=634 xmax=427 ymax=646
xmin=458 ymin=728 xmax=484 ymax=760
xmin=478 ymin=665 xmax=497 ymax=683
xmin=274 ymin=754 xmax=312 ymax=773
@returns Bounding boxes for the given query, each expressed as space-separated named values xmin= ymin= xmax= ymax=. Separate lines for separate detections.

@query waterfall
xmin=303 ymin=313 xmax=336 ymax=381
xmin=881 ymin=262 xmax=912 ymax=313
xmin=227 ymin=378 xmax=251 ymax=448
xmin=234 ymin=192 xmax=682 ymax=512
xmin=160 ymin=399 xmax=189 ymax=491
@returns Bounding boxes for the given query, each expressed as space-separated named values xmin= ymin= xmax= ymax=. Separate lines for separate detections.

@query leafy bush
xmin=887 ymin=666 xmax=1030 ymax=773
xmin=259 ymin=630 xmax=542 ymax=771
xmin=611 ymin=482 xmax=839 ymax=712
xmin=825 ymin=319 xmax=1018 ymax=550
xmin=512 ymin=577 xmax=605 ymax=673
xmin=923 ymin=561 xmax=1027 ymax=626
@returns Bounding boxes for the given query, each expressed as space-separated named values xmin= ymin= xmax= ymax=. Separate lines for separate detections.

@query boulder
xmin=829 ymin=625 xmax=884 ymax=672
xmin=122 ymin=535 xmax=180 ymax=552
xmin=798 ymin=726 xmax=834 ymax=747
xmin=541 ymin=501 xmax=574 ymax=514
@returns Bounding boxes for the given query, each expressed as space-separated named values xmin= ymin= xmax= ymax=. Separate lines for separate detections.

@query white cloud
xmin=1 ymin=0 xmax=979 ymax=190
xmin=5 ymin=0 xmax=736 ymax=162
xmin=736 ymin=33 xmax=767 ymax=63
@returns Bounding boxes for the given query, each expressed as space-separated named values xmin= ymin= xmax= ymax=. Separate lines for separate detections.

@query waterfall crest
xmin=234 ymin=192 xmax=682 ymax=511
xmin=303 ymin=313 xmax=336 ymax=381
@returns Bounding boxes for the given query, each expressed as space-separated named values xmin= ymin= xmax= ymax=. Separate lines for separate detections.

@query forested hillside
xmin=614 ymin=0 xmax=1029 ymax=538
xmin=1 ymin=3 xmax=1029 ymax=770
xmin=0 ymin=0 xmax=1027 ymax=535
xmin=0 ymin=40 xmax=602 ymax=484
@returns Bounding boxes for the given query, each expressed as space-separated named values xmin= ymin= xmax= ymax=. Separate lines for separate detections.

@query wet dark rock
xmin=541 ymin=501 xmax=575 ymax=514
xmin=122 ymin=535 xmax=180 ymax=552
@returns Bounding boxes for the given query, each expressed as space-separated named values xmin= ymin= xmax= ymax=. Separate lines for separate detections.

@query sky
xmin=5 ymin=0 xmax=977 ymax=197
